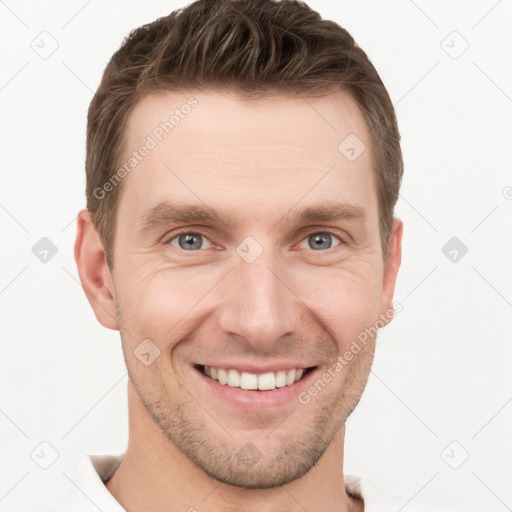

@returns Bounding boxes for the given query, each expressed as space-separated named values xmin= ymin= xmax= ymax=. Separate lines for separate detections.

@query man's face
xmin=107 ymin=90 xmax=400 ymax=488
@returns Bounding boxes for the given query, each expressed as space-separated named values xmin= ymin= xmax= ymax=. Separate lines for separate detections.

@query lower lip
xmin=193 ymin=365 xmax=317 ymax=411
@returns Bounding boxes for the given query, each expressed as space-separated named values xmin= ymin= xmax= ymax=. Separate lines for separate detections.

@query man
xmin=47 ymin=0 xmax=453 ymax=510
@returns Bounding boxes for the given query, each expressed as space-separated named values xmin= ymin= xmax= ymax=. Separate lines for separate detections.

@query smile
xmin=197 ymin=365 xmax=314 ymax=391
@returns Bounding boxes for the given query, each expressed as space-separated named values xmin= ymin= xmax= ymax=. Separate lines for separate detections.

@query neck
xmin=105 ymin=380 xmax=363 ymax=512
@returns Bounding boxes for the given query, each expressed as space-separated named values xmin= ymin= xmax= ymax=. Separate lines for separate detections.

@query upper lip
xmin=195 ymin=362 xmax=315 ymax=374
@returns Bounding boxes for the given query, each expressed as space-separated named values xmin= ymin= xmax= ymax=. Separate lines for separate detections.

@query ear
xmin=74 ymin=209 xmax=119 ymax=330
xmin=379 ymin=217 xmax=403 ymax=326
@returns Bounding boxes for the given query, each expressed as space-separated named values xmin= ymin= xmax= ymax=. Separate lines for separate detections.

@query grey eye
xmin=169 ymin=233 xmax=212 ymax=251
xmin=303 ymin=232 xmax=341 ymax=251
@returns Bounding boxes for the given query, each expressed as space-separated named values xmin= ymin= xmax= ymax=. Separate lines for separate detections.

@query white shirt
xmin=45 ymin=453 xmax=453 ymax=512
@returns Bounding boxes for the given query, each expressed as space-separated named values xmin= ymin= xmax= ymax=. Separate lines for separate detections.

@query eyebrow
xmin=136 ymin=200 xmax=366 ymax=234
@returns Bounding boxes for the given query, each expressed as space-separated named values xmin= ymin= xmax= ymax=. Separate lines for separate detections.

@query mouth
xmin=194 ymin=364 xmax=316 ymax=391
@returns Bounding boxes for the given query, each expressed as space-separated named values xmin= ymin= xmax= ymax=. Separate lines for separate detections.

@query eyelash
xmin=164 ymin=229 xmax=345 ymax=252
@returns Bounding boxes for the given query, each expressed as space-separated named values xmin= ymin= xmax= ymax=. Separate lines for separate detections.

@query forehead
xmin=124 ymin=89 xmax=371 ymax=157
xmin=117 ymin=89 xmax=377 ymax=228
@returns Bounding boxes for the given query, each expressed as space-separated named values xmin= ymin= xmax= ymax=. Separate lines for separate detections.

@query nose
xmin=216 ymin=250 xmax=303 ymax=354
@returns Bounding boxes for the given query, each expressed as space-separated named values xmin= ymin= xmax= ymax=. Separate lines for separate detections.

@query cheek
xmin=116 ymin=266 xmax=219 ymax=336
xmin=295 ymin=263 xmax=382 ymax=346
xmin=116 ymin=250 xmax=383 ymax=351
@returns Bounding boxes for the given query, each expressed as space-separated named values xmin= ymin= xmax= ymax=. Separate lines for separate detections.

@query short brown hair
xmin=86 ymin=0 xmax=403 ymax=269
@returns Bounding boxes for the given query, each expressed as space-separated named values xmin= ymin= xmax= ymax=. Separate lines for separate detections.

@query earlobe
xmin=380 ymin=217 xmax=403 ymax=324
xmin=74 ymin=209 xmax=119 ymax=330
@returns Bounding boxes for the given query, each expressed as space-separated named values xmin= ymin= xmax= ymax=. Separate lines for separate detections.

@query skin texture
xmin=75 ymin=89 xmax=402 ymax=512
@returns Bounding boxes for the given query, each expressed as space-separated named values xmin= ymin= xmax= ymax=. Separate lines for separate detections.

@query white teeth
xmin=218 ymin=368 xmax=227 ymax=385
xmin=240 ymin=372 xmax=258 ymax=390
xmin=275 ymin=370 xmax=287 ymax=388
xmin=202 ymin=366 xmax=309 ymax=391
xmin=227 ymin=369 xmax=240 ymax=387
xmin=286 ymin=369 xmax=296 ymax=385
xmin=258 ymin=372 xmax=275 ymax=390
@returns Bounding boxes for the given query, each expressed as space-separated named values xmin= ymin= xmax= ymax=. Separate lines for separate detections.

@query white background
xmin=1 ymin=1 xmax=511 ymax=510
